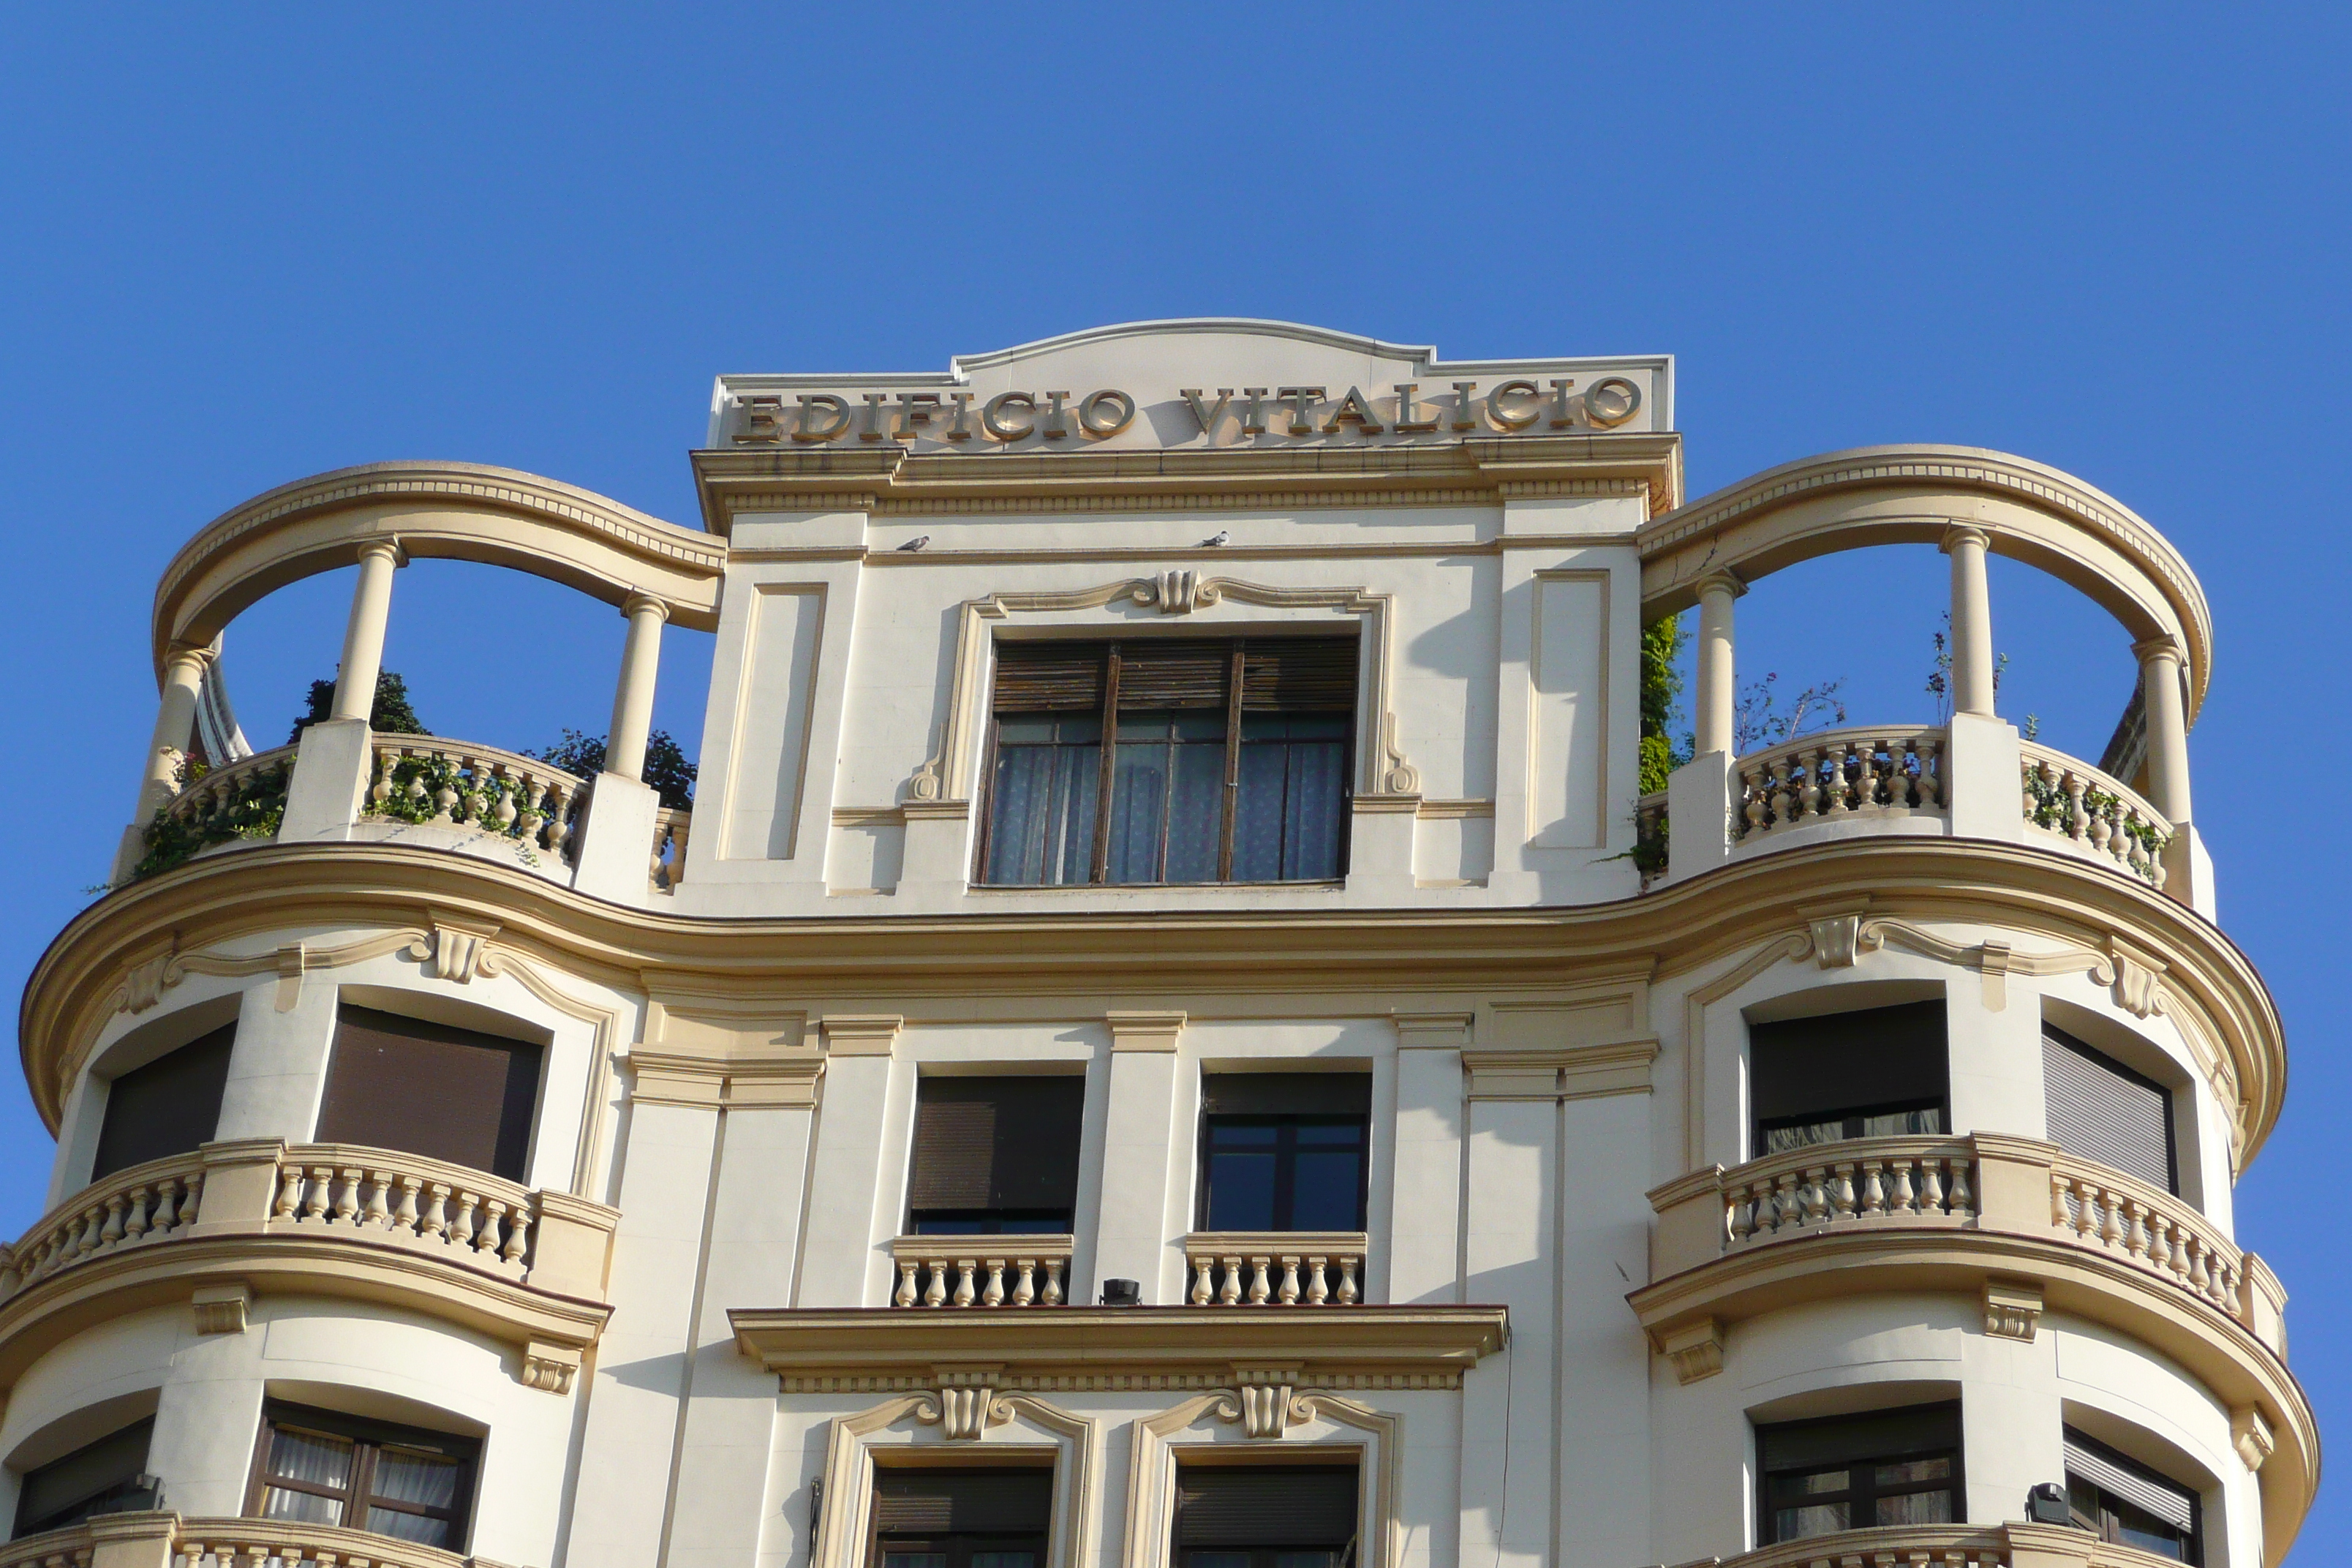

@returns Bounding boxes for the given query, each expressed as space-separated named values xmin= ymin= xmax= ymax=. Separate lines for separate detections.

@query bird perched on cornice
xmin=897 ymin=535 xmax=930 ymax=551
xmin=1200 ymin=530 xmax=1229 ymax=546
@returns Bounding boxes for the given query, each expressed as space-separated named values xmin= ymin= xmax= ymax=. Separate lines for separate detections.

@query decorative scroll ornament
xmin=403 ymin=919 xmax=499 ymax=985
xmin=1222 ymin=1366 xmax=1307 ymax=1438
xmin=917 ymin=1371 xmax=1011 ymax=1441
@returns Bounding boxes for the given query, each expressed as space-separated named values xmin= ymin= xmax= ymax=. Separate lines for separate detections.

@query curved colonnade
xmin=5 ymin=444 xmax=2310 ymax=1568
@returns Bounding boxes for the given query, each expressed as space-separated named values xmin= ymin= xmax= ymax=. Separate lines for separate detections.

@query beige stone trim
xmin=1659 ymin=1318 xmax=1723 ymax=1383
xmin=812 ymin=1394 xmax=1095 ymax=1568
xmin=1120 ymin=1390 xmax=1403 ymax=1568
xmin=1107 ymin=1011 xmax=1186 ymax=1052
xmin=1982 ymin=1278 xmax=2044 ymax=1341
xmin=627 ymin=996 xmax=823 ymax=1109
xmin=189 ymin=1282 xmax=249 ymax=1335
xmin=820 ymin=1014 xmax=903 ymax=1058
xmin=1414 ymin=799 xmax=1494 ymax=819
xmin=153 ymin=460 xmax=723 ymax=679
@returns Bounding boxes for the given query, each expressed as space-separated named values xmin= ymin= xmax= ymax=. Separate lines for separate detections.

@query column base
xmin=2163 ymin=821 xmax=2217 ymax=921
xmin=1665 ymin=752 xmax=1735 ymax=883
xmin=278 ymin=719 xmax=375 ymax=843
xmin=570 ymin=772 xmax=662 ymax=902
xmin=1944 ymin=712 xmax=2024 ymax=842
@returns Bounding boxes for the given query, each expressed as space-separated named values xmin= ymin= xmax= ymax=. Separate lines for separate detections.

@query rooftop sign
xmin=710 ymin=319 xmax=1671 ymax=456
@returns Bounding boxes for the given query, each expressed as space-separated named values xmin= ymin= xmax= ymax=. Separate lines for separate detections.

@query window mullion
xmin=1092 ymin=647 xmax=1121 ymax=882
xmin=349 ymin=1440 xmax=379 ymax=1523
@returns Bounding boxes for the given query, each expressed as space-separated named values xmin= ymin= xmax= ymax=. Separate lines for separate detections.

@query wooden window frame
xmin=245 ymin=1400 xmax=478 ymax=1552
xmin=975 ymin=638 xmax=1355 ymax=889
xmin=1755 ymin=1402 xmax=1964 ymax=1547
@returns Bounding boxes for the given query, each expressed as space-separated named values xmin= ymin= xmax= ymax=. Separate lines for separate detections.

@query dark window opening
xmin=979 ymin=638 xmax=1355 ymax=887
xmin=2065 ymin=1428 xmax=2200 ymax=1563
xmin=246 ymin=1401 xmax=478 ymax=1553
xmin=1749 ymin=1002 xmax=1948 ymax=1158
xmin=11 ymin=1417 xmax=157 ymax=1539
xmin=906 ymin=1077 xmax=1085 ymax=1235
xmin=91 ymin=1024 xmax=234 ymax=1180
xmin=1757 ymin=1402 xmax=1962 ymax=1545
xmin=1199 ymin=1074 xmax=1370 ymax=1233
xmin=870 ymin=1467 xmax=1050 ymax=1568
xmin=2043 ymin=1028 xmax=2177 ymax=1195
xmin=1175 ymin=1463 xmax=1358 ymax=1568
xmin=315 ymin=1006 xmax=542 ymax=1182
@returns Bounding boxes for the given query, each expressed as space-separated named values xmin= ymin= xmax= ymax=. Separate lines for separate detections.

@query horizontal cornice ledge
xmin=21 ymin=836 xmax=2284 ymax=1163
xmin=726 ymin=1304 xmax=1507 ymax=1386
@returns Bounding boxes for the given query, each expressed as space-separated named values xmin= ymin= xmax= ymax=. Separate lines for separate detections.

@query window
xmin=91 ymin=1024 xmax=233 ymax=1180
xmin=906 ymin=1076 xmax=1085 ymax=1235
xmin=246 ymin=1401 xmax=478 ymax=1552
xmin=1199 ymin=1074 xmax=1370 ymax=1232
xmin=1173 ymin=1464 xmax=1357 ymax=1568
xmin=1749 ymin=1002 xmax=1948 ymax=1157
xmin=314 ymin=1006 xmax=543 ymax=1181
xmin=870 ymin=1467 xmax=1050 ymax=1568
xmin=2065 ymin=1428 xmax=2201 ymax=1563
xmin=1757 ymin=1403 xmax=1961 ymax=1545
xmin=979 ymin=638 xmax=1355 ymax=887
xmin=2043 ymin=1028 xmax=2176 ymax=1194
xmin=11 ymin=1417 xmax=157 ymax=1539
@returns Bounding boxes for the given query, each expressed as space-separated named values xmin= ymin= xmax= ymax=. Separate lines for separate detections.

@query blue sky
xmin=2 ymin=7 xmax=2347 ymax=1557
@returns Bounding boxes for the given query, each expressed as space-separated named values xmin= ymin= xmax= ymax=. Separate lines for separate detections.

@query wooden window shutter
xmin=1241 ymin=638 xmax=1358 ymax=711
xmin=992 ymin=642 xmax=1107 ymax=712
xmin=92 ymin=1022 xmax=235 ymax=1180
xmin=1174 ymin=1466 xmax=1358 ymax=1547
xmin=1113 ymin=642 xmax=1231 ymax=709
xmin=315 ymin=1006 xmax=543 ymax=1181
xmin=1200 ymin=1072 xmax=1373 ymax=1117
xmin=908 ymin=1077 xmax=1085 ymax=1215
xmin=2043 ymin=1029 xmax=2175 ymax=1194
xmin=872 ymin=1469 xmax=1052 ymax=1532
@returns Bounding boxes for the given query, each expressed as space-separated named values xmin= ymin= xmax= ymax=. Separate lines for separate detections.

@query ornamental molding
xmin=813 ymin=1393 xmax=1097 ymax=1568
xmin=1121 ymin=1389 xmax=1404 ymax=1568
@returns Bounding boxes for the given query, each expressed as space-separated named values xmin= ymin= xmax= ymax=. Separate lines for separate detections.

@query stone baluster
xmin=448 ymin=1190 xmax=479 ymax=1251
xmin=502 ymin=1205 xmax=533 ymax=1265
xmin=1768 ymin=758 xmax=1795 ymax=829
xmin=99 ymin=1196 xmax=126 ymax=1248
xmin=421 ymin=1182 xmax=451 ymax=1240
xmin=1947 ymin=1158 xmax=1974 ymax=1218
xmin=1246 ymin=1256 xmax=1273 ymax=1304
xmin=1918 ymin=1158 xmax=1946 ymax=1215
xmin=1218 ymin=1256 xmax=1243 ymax=1304
xmin=922 ymin=1259 xmax=948 ymax=1307
xmin=1741 ymin=766 xmax=1768 ymax=835
xmin=896 ymin=1260 xmax=919 ymax=1307
xmin=474 ymin=1199 xmax=509 ymax=1256
xmin=361 ymin=1172 xmax=393 ymax=1229
xmin=1011 ymin=1258 xmax=1036 ymax=1306
xmin=122 ymin=1186 xmax=152 ymax=1242
xmin=1041 ymin=1258 xmax=1065 ymax=1305
xmin=951 ymin=1259 xmax=976 ymax=1307
xmin=1727 ymin=1188 xmax=1756 ymax=1244
xmin=1775 ymin=1172 xmax=1802 ymax=1230
xmin=1337 ymin=1254 xmax=1360 ymax=1304
xmin=1860 ymin=1161 xmax=1886 ymax=1216
xmin=1305 ymin=1255 xmax=1331 ymax=1304
xmin=1191 ymin=1255 xmax=1215 ymax=1304
xmin=981 ymin=1259 xmax=1006 ymax=1307
xmin=1277 ymin=1256 xmax=1302 ymax=1305
xmin=1795 ymin=747 xmax=1823 ymax=820
xmin=1915 ymin=736 xmax=1942 ymax=807
xmin=1831 ymin=1162 xmax=1859 ymax=1219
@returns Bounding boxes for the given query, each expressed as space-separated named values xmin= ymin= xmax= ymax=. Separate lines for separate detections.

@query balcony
xmin=1676 ymin=1520 xmax=2191 ymax=1568
xmin=889 ymin=1234 xmax=1074 ymax=1307
xmin=0 ymin=1511 xmax=518 ymax=1568
xmin=1183 ymin=1231 xmax=1368 ymax=1305
xmin=0 ymin=1139 xmax=617 ymax=1393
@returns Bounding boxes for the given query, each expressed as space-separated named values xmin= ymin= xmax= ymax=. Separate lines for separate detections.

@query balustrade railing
xmin=1724 ymin=1137 xmax=1977 ymax=1245
xmin=1734 ymin=725 xmax=1945 ymax=843
xmin=0 ymin=1141 xmax=604 ymax=1304
xmin=1653 ymin=1134 xmax=2280 ymax=1355
xmin=2046 ymin=1149 xmax=2241 ymax=1321
xmin=366 ymin=738 xmax=586 ymax=863
xmin=652 ymin=807 xmax=690 ymax=892
xmin=134 ymin=746 xmax=298 ymax=879
xmin=0 ymin=1150 xmax=206 ymax=1298
xmin=889 ymin=1235 xmax=1071 ymax=1307
xmin=172 ymin=1518 xmax=479 ymax=1568
xmin=1184 ymin=1232 xmax=1366 ymax=1305
xmin=268 ymin=1143 xmax=537 ymax=1278
xmin=1697 ymin=1523 xmax=2011 ymax=1568
xmin=2019 ymin=742 xmax=2171 ymax=888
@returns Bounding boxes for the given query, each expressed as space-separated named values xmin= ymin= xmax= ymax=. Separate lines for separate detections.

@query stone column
xmin=112 ymin=644 xmax=212 ymax=883
xmin=2134 ymin=636 xmax=2193 ymax=826
xmin=1692 ymin=572 xmax=1742 ymax=758
xmin=606 ymin=592 xmax=669 ymax=783
xmin=329 ymin=539 xmax=405 ymax=722
xmin=1942 ymin=524 xmax=1997 ymax=717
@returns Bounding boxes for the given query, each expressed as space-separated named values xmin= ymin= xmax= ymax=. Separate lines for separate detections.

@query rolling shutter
xmin=2064 ymin=1431 xmax=2195 ymax=1531
xmin=1115 ymin=644 xmax=1231 ymax=709
xmin=316 ymin=1006 xmax=543 ymax=1181
xmin=1242 ymin=638 xmax=1357 ymax=711
xmin=92 ymin=1023 xmax=234 ymax=1179
xmin=2043 ymin=1029 xmax=2175 ymax=1194
xmin=1748 ymin=1001 xmax=1948 ymax=1129
xmin=1757 ymin=1402 xmax=1960 ymax=1474
xmin=1199 ymin=1072 xmax=1373 ymax=1117
xmin=1175 ymin=1466 xmax=1358 ymax=1548
xmin=992 ymin=643 xmax=1107 ymax=712
xmin=872 ymin=1469 xmax=1052 ymax=1532
xmin=908 ymin=1077 xmax=1085 ymax=1216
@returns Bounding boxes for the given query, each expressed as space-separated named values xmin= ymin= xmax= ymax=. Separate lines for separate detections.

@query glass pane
xmin=366 ymin=1506 xmax=454 ymax=1547
xmin=2119 ymin=1524 xmax=2188 ymax=1560
xmin=372 ymin=1446 xmax=461 ymax=1509
xmin=1234 ymin=728 xmax=1346 ymax=882
xmin=1108 ymin=741 xmax=1170 ymax=882
xmin=1232 ymin=741 xmax=1290 ymax=880
xmin=1206 ymin=1145 xmax=1278 ymax=1229
xmin=1783 ymin=1469 xmax=1849 ymax=1498
xmin=1282 ymin=740 xmax=1346 ymax=878
xmin=987 ymin=737 xmax=1101 ymax=886
xmin=1183 ymin=1556 xmax=1253 ymax=1568
xmin=1877 ymin=1489 xmax=1953 ymax=1526
xmin=265 ymin=1428 xmax=353 ymax=1490
xmin=1763 ymin=1120 xmax=1843 ymax=1153
xmin=1861 ymin=1107 xmax=1947 ymax=1138
xmin=1275 ymin=1554 xmax=1341 ymax=1568
xmin=971 ymin=1555 xmax=1039 ymax=1568
xmin=1875 ymin=1457 xmax=1951 ymax=1487
xmin=261 ymin=1486 xmax=345 ymax=1527
xmin=1773 ymin=1502 xmax=1850 ymax=1541
xmin=883 ymin=1555 xmax=949 ymax=1568
xmin=1166 ymin=737 xmax=1226 ymax=883
xmin=1292 ymin=1147 xmax=1364 ymax=1230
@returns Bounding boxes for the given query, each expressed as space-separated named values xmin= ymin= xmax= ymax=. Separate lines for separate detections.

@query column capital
xmin=1939 ymin=522 xmax=1991 ymax=554
xmin=160 ymin=641 xmax=216 ymax=674
xmin=622 ymin=591 xmax=672 ymax=624
xmin=1692 ymin=569 xmax=1747 ymax=601
xmin=2131 ymin=633 xmax=2185 ymax=666
xmin=354 ymin=535 xmax=408 ymax=568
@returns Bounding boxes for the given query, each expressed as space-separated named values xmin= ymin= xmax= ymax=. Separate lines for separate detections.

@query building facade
xmin=4 ymin=321 xmax=2312 ymax=1568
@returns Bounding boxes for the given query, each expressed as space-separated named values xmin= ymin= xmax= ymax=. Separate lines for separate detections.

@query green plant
xmin=131 ymin=757 xmax=293 ymax=881
xmin=1926 ymin=612 xmax=2009 ymax=723
xmin=289 ymin=671 xmax=431 ymax=744
xmin=2020 ymin=769 xmax=2170 ymax=862
xmin=526 ymin=728 xmax=698 ymax=810
xmin=1638 ymin=615 xmax=1692 ymax=795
